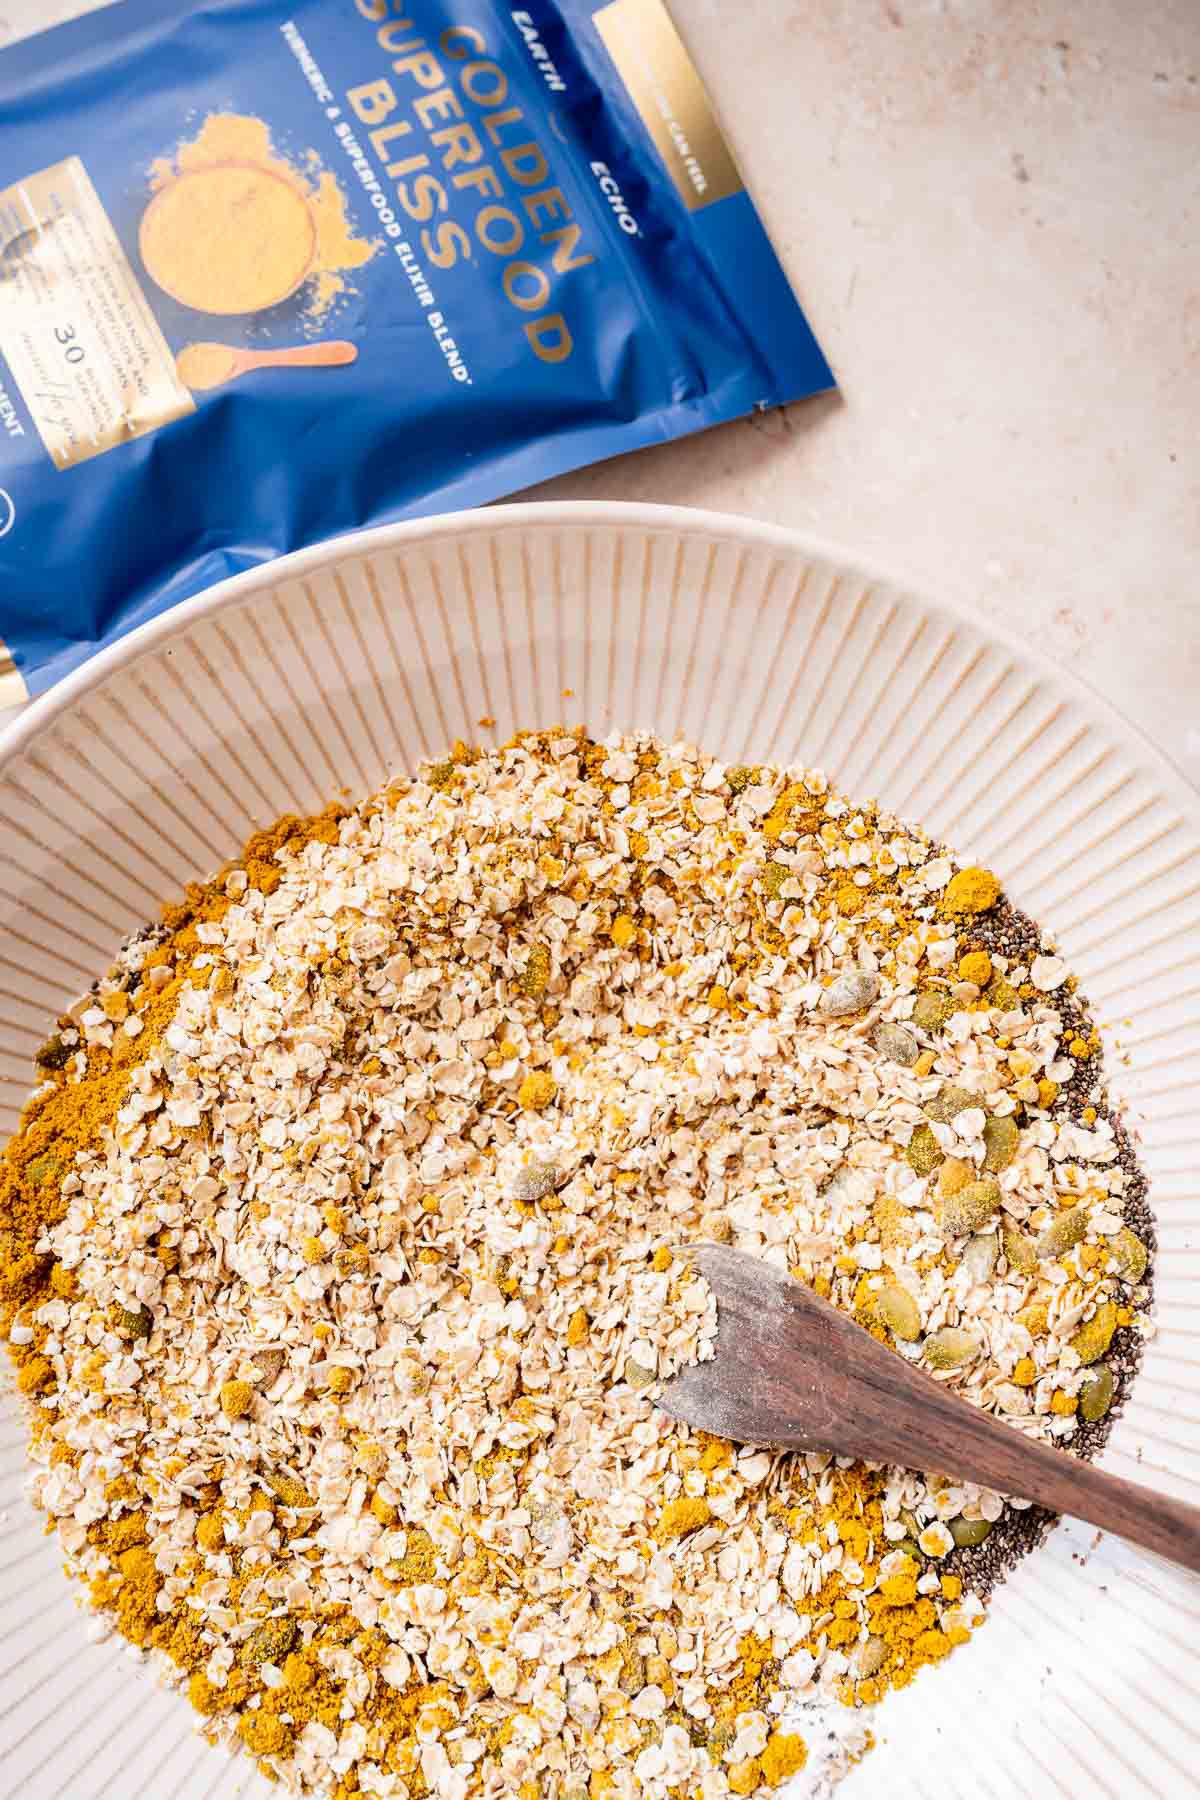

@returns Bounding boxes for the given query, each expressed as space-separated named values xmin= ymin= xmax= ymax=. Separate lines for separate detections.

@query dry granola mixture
xmin=1 ymin=729 xmax=1153 ymax=1799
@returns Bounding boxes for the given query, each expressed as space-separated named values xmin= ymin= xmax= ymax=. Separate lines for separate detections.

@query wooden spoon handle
xmin=887 ymin=1367 xmax=1200 ymax=1572
xmin=800 ymin=1295 xmax=1200 ymax=1573
xmin=241 ymin=341 xmax=358 ymax=370
xmin=668 ymin=1250 xmax=1200 ymax=1575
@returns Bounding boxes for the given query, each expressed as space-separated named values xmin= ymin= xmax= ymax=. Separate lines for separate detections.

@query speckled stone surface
xmin=2 ymin=0 xmax=1197 ymax=769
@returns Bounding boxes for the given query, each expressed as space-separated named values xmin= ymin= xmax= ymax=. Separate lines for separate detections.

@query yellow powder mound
xmin=147 ymin=113 xmax=376 ymax=323
xmin=143 ymin=165 xmax=315 ymax=314
xmin=310 ymin=171 xmax=376 ymax=282
xmin=175 ymin=342 xmax=237 ymax=391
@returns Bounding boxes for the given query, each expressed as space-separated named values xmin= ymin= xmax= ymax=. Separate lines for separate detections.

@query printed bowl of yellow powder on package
xmin=1 ymin=504 xmax=1198 ymax=1800
xmin=0 ymin=0 xmax=831 ymax=709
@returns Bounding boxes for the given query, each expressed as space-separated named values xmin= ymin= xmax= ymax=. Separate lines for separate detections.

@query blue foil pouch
xmin=0 ymin=0 xmax=832 ymax=703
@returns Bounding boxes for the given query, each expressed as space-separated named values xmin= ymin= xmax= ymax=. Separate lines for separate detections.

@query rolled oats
xmin=1 ymin=730 xmax=1153 ymax=1799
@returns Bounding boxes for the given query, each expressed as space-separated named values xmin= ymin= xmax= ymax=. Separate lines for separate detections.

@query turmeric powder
xmin=175 ymin=342 xmax=239 ymax=391
xmin=940 ymin=865 xmax=1001 ymax=916
xmin=0 ymin=805 xmax=341 ymax=1376
xmin=142 ymin=163 xmax=316 ymax=314
xmin=656 ymin=1495 xmax=711 ymax=1541
xmin=146 ymin=113 xmax=377 ymax=323
xmin=760 ymin=1733 xmax=807 ymax=1786
xmin=517 ymin=1070 xmax=556 ymax=1111
xmin=111 ymin=1545 xmax=162 ymax=1646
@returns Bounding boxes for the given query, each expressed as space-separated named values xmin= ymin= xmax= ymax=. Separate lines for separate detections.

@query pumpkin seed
xmin=1108 ymin=1226 xmax=1148 ymax=1285
xmin=265 ymin=1469 xmax=314 ymax=1509
xmin=820 ymin=969 xmax=880 ymax=1017
xmin=924 ymin=1327 xmax=980 ymax=1369
xmin=242 ymin=1617 xmax=298 ymax=1665
xmin=912 ymin=991 xmax=954 ymax=1031
xmin=981 ymin=1115 xmax=1020 ymax=1172
xmin=1002 ymin=1222 xmax=1038 ymax=1273
xmin=1036 ymin=1205 xmax=1089 ymax=1259
xmin=937 ymin=1176 xmax=1000 ymax=1236
xmin=1070 ymin=1301 xmax=1119 ymax=1366
xmin=518 ymin=942 xmax=551 ymax=999
xmin=871 ymin=1022 xmax=920 ymax=1066
xmin=760 ymin=860 xmax=790 ymax=900
xmin=905 ymin=1124 xmax=944 ymax=1176
xmin=1079 ymin=1363 xmax=1115 ymax=1423
xmin=948 ymin=1515 xmax=992 ymax=1549
xmin=924 ymin=1083 xmax=976 ymax=1123
xmin=624 ymin=1357 xmax=656 ymax=1390
xmin=875 ymin=1283 xmax=922 ymax=1342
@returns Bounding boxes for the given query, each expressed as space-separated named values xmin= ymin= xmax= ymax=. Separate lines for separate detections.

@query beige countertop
xmin=3 ymin=0 xmax=1197 ymax=775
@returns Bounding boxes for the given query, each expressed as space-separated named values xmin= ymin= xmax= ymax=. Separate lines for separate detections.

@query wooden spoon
xmin=176 ymin=340 xmax=358 ymax=392
xmin=657 ymin=1245 xmax=1200 ymax=1574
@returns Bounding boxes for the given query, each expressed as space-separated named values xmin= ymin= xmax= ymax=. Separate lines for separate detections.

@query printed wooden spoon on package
xmin=657 ymin=1244 xmax=1200 ymax=1575
xmin=176 ymin=340 xmax=358 ymax=392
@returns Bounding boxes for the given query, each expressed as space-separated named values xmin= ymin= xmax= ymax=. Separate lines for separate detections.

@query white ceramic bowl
xmin=1 ymin=503 xmax=1197 ymax=1800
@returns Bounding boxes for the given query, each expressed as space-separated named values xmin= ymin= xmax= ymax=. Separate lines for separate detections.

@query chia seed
xmin=937 ymin=891 xmax=1155 ymax=1599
